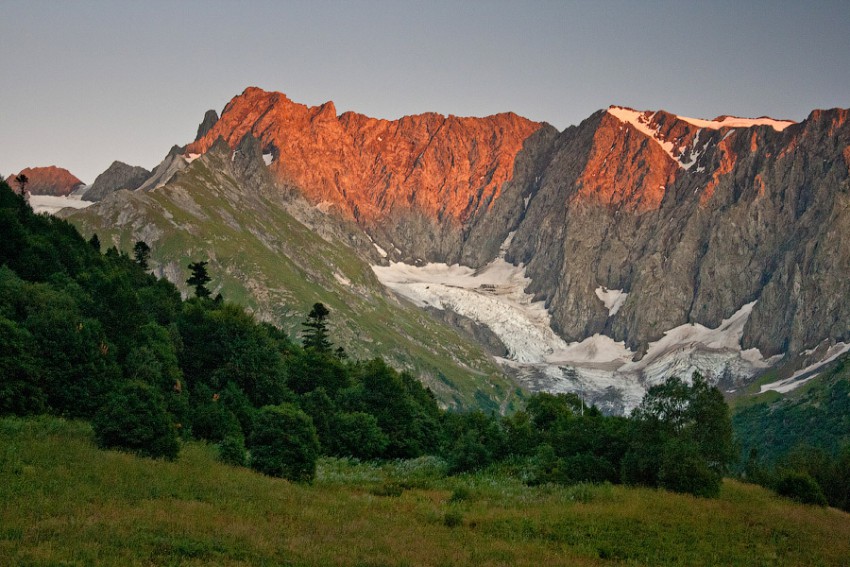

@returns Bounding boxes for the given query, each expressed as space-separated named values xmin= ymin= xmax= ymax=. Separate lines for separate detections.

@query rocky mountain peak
xmin=83 ymin=161 xmax=151 ymax=202
xmin=5 ymin=166 xmax=84 ymax=196
xmin=195 ymin=109 xmax=220 ymax=141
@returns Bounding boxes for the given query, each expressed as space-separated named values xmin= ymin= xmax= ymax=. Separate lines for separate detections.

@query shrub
xmin=92 ymin=381 xmax=179 ymax=460
xmin=248 ymin=404 xmax=319 ymax=482
xmin=658 ymin=439 xmax=721 ymax=498
xmin=330 ymin=411 xmax=389 ymax=460
xmin=775 ymin=471 xmax=828 ymax=506
xmin=218 ymin=435 xmax=247 ymax=467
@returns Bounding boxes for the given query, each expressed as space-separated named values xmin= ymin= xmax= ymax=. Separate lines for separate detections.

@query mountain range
xmin=38 ymin=86 xmax=850 ymax=412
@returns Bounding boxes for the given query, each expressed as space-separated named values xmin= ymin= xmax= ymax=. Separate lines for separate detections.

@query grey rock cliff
xmin=83 ymin=161 xmax=151 ymax=201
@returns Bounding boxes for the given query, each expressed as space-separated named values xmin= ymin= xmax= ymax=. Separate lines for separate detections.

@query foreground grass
xmin=2 ymin=417 xmax=849 ymax=566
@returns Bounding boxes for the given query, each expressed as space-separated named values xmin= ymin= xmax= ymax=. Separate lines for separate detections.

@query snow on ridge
xmin=676 ymin=114 xmax=795 ymax=132
xmin=759 ymin=342 xmax=850 ymax=394
xmin=594 ymin=286 xmax=628 ymax=316
xmin=184 ymin=153 xmax=202 ymax=164
xmin=262 ymin=153 xmax=274 ymax=166
xmin=607 ymin=106 xmax=795 ymax=170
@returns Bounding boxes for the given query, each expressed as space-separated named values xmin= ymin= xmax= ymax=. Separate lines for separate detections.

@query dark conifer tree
xmin=133 ymin=241 xmax=151 ymax=270
xmin=186 ymin=260 xmax=212 ymax=298
xmin=302 ymin=302 xmax=332 ymax=352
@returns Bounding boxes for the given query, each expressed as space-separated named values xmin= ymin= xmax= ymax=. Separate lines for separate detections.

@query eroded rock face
xmin=6 ymin=166 xmax=84 ymax=196
xmin=475 ymin=106 xmax=850 ymax=357
xmin=83 ymin=161 xmax=151 ymax=201
xmin=187 ymin=86 xmax=544 ymax=262
xmin=183 ymin=88 xmax=850 ymax=361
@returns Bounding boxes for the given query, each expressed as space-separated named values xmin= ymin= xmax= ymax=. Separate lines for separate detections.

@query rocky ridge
xmin=187 ymin=87 xmax=543 ymax=262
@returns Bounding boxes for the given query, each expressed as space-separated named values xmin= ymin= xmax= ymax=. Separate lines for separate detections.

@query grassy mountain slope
xmin=3 ymin=416 xmax=849 ymax=566
xmin=733 ymin=354 xmax=850 ymax=464
xmin=65 ymin=153 xmax=518 ymax=411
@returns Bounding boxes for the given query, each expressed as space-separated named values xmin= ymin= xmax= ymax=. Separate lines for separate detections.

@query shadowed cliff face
xmin=187 ymin=87 xmax=543 ymax=262
xmin=475 ymin=106 xmax=850 ymax=358
xmin=6 ymin=166 xmax=84 ymax=196
xmin=183 ymin=89 xmax=849 ymax=364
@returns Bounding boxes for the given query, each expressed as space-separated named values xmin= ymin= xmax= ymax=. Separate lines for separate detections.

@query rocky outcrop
xmin=6 ymin=166 xmax=84 ymax=196
xmin=137 ymin=145 xmax=188 ymax=192
xmin=83 ymin=161 xmax=151 ymax=201
xmin=187 ymin=87 xmax=543 ymax=263
xmin=195 ymin=109 xmax=219 ymax=141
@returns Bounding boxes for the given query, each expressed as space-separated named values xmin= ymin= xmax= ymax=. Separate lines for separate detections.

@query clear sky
xmin=2 ymin=0 xmax=848 ymax=183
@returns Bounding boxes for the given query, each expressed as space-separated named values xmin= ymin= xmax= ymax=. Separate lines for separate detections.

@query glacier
xmin=373 ymin=256 xmax=780 ymax=413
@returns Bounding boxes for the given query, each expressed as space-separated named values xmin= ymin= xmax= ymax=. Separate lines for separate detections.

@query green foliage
xmin=733 ymin=358 xmax=850 ymax=463
xmin=0 ymin=316 xmax=43 ymax=416
xmin=775 ymin=471 xmax=828 ymax=506
xmin=217 ymin=435 xmax=247 ymax=467
xmin=92 ymin=381 xmax=180 ymax=460
xmin=248 ymin=404 xmax=319 ymax=482
xmin=623 ymin=373 xmax=734 ymax=497
xmin=329 ymin=412 xmax=389 ymax=460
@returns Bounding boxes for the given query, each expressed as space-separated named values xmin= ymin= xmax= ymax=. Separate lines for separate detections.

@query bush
xmin=775 ymin=471 xmax=828 ymax=506
xmin=658 ymin=439 xmax=721 ymax=498
xmin=248 ymin=404 xmax=319 ymax=482
xmin=92 ymin=381 xmax=180 ymax=460
xmin=330 ymin=412 xmax=389 ymax=460
xmin=218 ymin=435 xmax=247 ymax=467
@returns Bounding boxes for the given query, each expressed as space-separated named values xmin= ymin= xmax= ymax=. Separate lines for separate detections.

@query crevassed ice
xmin=373 ymin=257 xmax=781 ymax=412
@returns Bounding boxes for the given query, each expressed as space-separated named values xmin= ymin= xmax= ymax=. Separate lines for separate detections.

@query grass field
xmin=2 ymin=416 xmax=849 ymax=566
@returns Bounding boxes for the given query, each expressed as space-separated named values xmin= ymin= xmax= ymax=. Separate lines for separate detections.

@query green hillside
xmin=733 ymin=355 xmax=850 ymax=463
xmin=66 ymin=153 xmax=517 ymax=411
xmin=2 ymin=416 xmax=849 ymax=567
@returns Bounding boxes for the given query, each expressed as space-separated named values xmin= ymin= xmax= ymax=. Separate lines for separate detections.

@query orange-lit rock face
xmin=188 ymin=87 xmax=543 ymax=224
xmin=6 ymin=166 xmax=84 ymax=196
xmin=701 ymin=137 xmax=737 ymax=206
xmin=574 ymin=112 xmax=679 ymax=212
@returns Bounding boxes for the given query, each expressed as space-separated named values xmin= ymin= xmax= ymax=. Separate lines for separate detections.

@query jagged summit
xmin=185 ymin=87 xmax=543 ymax=263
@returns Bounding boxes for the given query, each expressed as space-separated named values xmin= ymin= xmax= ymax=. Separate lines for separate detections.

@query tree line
xmin=0 ymin=177 xmax=820 ymax=502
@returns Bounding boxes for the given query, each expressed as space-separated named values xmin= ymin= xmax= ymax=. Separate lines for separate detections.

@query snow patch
xmin=595 ymin=287 xmax=628 ymax=316
xmin=184 ymin=153 xmax=201 ymax=164
xmin=262 ymin=153 xmax=274 ymax=166
xmin=373 ymin=242 xmax=388 ymax=258
xmin=760 ymin=342 xmax=850 ymax=394
xmin=29 ymin=195 xmax=95 ymax=215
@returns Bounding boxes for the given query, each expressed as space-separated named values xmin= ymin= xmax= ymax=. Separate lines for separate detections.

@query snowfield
xmin=28 ymin=194 xmax=94 ymax=215
xmin=373 ymin=257 xmax=783 ymax=413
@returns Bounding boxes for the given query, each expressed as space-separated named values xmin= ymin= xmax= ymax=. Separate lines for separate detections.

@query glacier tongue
xmin=372 ymin=259 xmax=777 ymax=414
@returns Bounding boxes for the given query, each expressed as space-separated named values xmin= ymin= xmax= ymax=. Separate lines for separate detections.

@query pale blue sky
xmin=2 ymin=0 xmax=848 ymax=183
